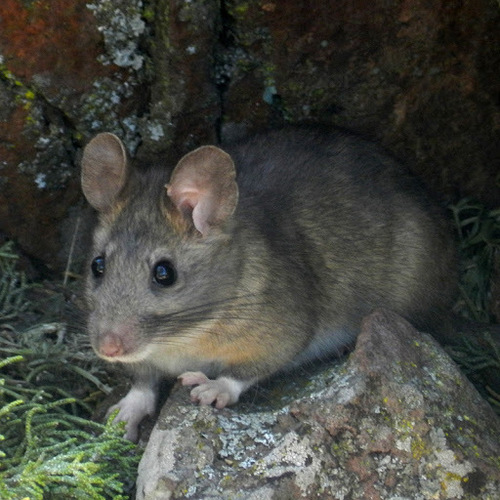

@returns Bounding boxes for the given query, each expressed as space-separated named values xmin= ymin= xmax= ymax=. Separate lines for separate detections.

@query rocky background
xmin=0 ymin=0 xmax=499 ymax=273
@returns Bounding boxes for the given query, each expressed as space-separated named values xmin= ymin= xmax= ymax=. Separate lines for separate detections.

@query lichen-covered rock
xmin=0 ymin=0 xmax=221 ymax=266
xmin=219 ymin=0 xmax=500 ymax=205
xmin=0 ymin=0 xmax=499 ymax=268
xmin=0 ymin=0 xmax=144 ymax=264
xmin=137 ymin=0 xmax=221 ymax=163
xmin=136 ymin=310 xmax=500 ymax=500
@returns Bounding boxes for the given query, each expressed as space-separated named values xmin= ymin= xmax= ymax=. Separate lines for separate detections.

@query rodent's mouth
xmin=91 ymin=335 xmax=153 ymax=364
xmin=96 ymin=347 xmax=152 ymax=364
xmin=90 ymin=320 xmax=151 ymax=363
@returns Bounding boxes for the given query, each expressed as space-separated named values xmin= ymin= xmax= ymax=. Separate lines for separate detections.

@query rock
xmin=0 ymin=0 xmax=499 ymax=268
xmin=135 ymin=310 xmax=500 ymax=500
xmin=0 ymin=0 xmax=143 ymax=266
xmin=137 ymin=0 xmax=221 ymax=163
xmin=219 ymin=0 xmax=500 ymax=206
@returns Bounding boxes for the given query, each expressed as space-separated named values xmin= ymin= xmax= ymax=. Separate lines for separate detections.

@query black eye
xmin=153 ymin=260 xmax=177 ymax=287
xmin=91 ymin=256 xmax=105 ymax=278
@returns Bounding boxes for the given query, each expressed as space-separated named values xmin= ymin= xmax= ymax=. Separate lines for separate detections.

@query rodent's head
xmin=81 ymin=133 xmax=241 ymax=366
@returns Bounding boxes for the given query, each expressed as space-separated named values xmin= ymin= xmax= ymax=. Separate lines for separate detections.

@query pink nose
xmin=99 ymin=334 xmax=124 ymax=358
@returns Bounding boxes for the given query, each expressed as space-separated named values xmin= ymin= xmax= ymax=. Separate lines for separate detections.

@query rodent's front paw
xmin=178 ymin=371 xmax=210 ymax=387
xmin=106 ymin=386 xmax=157 ymax=442
xmin=178 ymin=371 xmax=246 ymax=409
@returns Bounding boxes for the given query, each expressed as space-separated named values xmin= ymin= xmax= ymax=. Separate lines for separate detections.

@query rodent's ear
xmin=81 ymin=133 xmax=129 ymax=212
xmin=166 ymin=145 xmax=238 ymax=236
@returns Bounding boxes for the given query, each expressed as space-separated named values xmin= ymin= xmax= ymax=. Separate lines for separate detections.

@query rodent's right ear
xmin=81 ymin=133 xmax=129 ymax=212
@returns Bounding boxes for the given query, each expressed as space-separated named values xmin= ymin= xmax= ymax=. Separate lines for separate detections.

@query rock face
xmin=135 ymin=310 xmax=500 ymax=500
xmin=0 ymin=0 xmax=145 ymax=265
xmin=0 ymin=0 xmax=499 ymax=268
xmin=219 ymin=0 xmax=500 ymax=204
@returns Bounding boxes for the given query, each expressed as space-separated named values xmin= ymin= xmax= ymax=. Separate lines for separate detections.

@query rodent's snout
xmin=91 ymin=320 xmax=144 ymax=363
xmin=98 ymin=332 xmax=126 ymax=358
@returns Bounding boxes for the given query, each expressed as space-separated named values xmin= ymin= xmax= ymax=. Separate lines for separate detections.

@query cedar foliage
xmin=0 ymin=242 xmax=139 ymax=499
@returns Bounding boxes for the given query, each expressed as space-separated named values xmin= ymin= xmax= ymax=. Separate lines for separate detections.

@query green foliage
xmin=0 ymin=246 xmax=139 ymax=499
xmin=449 ymin=199 xmax=500 ymax=412
xmin=0 ymin=356 xmax=138 ymax=499
xmin=0 ymin=242 xmax=30 ymax=321
xmin=1 ymin=321 xmax=112 ymax=409
xmin=450 ymin=198 xmax=500 ymax=323
xmin=447 ymin=330 xmax=500 ymax=409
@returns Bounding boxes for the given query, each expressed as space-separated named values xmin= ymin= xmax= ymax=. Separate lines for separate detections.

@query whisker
xmin=149 ymin=313 xmax=287 ymax=328
xmin=146 ymin=314 xmax=298 ymax=342
xmin=141 ymin=293 xmax=285 ymax=332
xmin=151 ymin=297 xmax=270 ymax=322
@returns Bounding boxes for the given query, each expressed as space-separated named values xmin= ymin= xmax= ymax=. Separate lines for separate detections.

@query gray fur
xmin=83 ymin=127 xmax=457 ymax=384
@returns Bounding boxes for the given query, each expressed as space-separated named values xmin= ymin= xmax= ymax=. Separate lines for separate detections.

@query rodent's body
xmin=81 ymin=127 xmax=457 ymax=440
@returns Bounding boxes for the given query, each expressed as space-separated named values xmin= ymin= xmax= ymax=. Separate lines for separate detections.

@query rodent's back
xmin=225 ymin=128 xmax=457 ymax=341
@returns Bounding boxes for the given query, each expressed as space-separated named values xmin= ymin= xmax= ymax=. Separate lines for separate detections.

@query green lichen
xmin=411 ymin=434 xmax=430 ymax=461
xmin=142 ymin=5 xmax=155 ymax=22
xmin=0 ymin=63 xmax=23 ymax=88
xmin=330 ymin=436 xmax=356 ymax=460
xmin=0 ymin=62 xmax=36 ymax=112
xmin=231 ymin=3 xmax=250 ymax=17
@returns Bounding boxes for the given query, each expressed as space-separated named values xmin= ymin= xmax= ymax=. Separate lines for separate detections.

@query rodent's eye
xmin=153 ymin=260 xmax=177 ymax=287
xmin=91 ymin=256 xmax=105 ymax=278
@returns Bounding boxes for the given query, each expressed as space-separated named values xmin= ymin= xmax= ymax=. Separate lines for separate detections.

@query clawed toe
xmin=178 ymin=371 xmax=248 ymax=409
xmin=190 ymin=383 xmax=230 ymax=408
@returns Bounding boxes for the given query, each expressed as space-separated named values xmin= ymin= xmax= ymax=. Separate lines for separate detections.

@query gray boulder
xmin=136 ymin=310 xmax=500 ymax=500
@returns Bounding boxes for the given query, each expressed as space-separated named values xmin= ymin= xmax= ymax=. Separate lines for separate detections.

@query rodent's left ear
xmin=165 ymin=146 xmax=238 ymax=236
xmin=81 ymin=133 xmax=129 ymax=212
